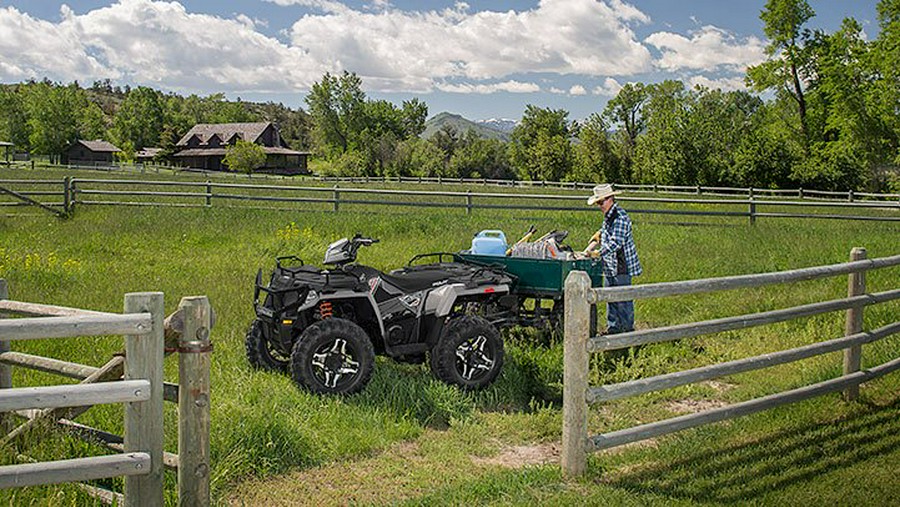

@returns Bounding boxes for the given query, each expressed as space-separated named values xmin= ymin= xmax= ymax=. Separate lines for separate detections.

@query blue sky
xmin=0 ymin=1 xmax=881 ymax=122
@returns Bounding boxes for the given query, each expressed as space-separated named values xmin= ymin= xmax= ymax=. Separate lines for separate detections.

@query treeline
xmin=0 ymin=79 xmax=311 ymax=163
xmin=285 ymin=0 xmax=900 ymax=192
xmin=0 ymin=0 xmax=897 ymax=192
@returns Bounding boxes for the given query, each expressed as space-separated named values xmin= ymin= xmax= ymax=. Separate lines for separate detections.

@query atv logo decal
xmin=431 ymin=279 xmax=449 ymax=287
xmin=368 ymin=277 xmax=382 ymax=293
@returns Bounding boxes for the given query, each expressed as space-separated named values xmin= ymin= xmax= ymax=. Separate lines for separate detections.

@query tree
xmin=872 ymin=0 xmax=900 ymax=171
xmin=79 ymin=100 xmax=107 ymax=141
xmin=0 ymin=86 xmax=30 ymax=150
xmin=508 ymin=105 xmax=573 ymax=181
xmin=401 ymin=99 xmax=428 ymax=138
xmin=747 ymin=0 xmax=816 ymax=148
xmin=224 ymin=140 xmax=266 ymax=174
xmin=572 ymin=113 xmax=621 ymax=183
xmin=603 ymin=83 xmax=647 ymax=175
xmin=112 ymin=86 xmax=164 ymax=150
xmin=391 ymin=137 xmax=446 ymax=177
xmin=449 ymin=130 xmax=513 ymax=179
xmin=305 ymin=71 xmax=366 ymax=156
xmin=429 ymin=124 xmax=461 ymax=164
xmin=684 ymin=89 xmax=762 ymax=186
xmin=24 ymin=82 xmax=83 ymax=162
xmin=633 ymin=81 xmax=692 ymax=184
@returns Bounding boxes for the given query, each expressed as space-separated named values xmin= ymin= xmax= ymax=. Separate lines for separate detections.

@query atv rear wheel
xmin=245 ymin=319 xmax=289 ymax=373
xmin=431 ymin=315 xmax=504 ymax=390
xmin=291 ymin=318 xmax=375 ymax=395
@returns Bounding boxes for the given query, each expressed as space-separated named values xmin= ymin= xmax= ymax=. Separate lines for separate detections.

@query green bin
xmin=456 ymin=253 xmax=604 ymax=295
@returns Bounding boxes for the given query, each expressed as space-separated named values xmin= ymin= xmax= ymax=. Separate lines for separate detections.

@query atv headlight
xmin=299 ymin=290 xmax=319 ymax=310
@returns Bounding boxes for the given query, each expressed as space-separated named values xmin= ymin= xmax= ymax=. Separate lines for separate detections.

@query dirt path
xmin=225 ymin=427 xmax=564 ymax=506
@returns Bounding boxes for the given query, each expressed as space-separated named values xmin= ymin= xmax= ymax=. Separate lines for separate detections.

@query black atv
xmin=246 ymin=234 xmax=514 ymax=395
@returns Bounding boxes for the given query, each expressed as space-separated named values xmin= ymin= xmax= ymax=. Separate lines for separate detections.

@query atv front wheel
xmin=245 ymin=319 xmax=289 ymax=373
xmin=431 ymin=315 xmax=504 ymax=390
xmin=291 ymin=318 xmax=375 ymax=395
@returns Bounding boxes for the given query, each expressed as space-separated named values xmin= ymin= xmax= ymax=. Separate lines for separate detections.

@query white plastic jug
xmin=471 ymin=230 xmax=507 ymax=256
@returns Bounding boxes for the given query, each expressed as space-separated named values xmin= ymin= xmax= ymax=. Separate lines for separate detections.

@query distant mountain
xmin=476 ymin=118 xmax=517 ymax=134
xmin=422 ymin=112 xmax=511 ymax=142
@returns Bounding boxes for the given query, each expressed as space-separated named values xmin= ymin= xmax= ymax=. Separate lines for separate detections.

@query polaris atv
xmin=246 ymin=234 xmax=514 ymax=395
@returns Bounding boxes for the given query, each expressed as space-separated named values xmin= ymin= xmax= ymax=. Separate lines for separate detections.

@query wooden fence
xmin=9 ymin=160 xmax=899 ymax=202
xmin=0 ymin=280 xmax=211 ymax=506
xmin=2 ymin=177 xmax=898 ymax=223
xmin=561 ymin=248 xmax=900 ymax=477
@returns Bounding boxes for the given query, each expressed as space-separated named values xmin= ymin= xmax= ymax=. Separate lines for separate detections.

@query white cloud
xmin=593 ymin=77 xmax=623 ymax=97
xmin=436 ymin=80 xmax=540 ymax=94
xmin=645 ymin=25 xmax=765 ymax=72
xmin=286 ymin=0 xmax=653 ymax=89
xmin=4 ymin=0 xmax=732 ymax=99
xmin=0 ymin=0 xmax=328 ymax=92
xmin=609 ymin=0 xmax=651 ymax=24
xmin=0 ymin=6 xmax=118 ymax=81
xmin=687 ymin=74 xmax=747 ymax=91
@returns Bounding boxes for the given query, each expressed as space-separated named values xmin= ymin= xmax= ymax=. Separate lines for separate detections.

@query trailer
xmin=454 ymin=253 xmax=605 ymax=332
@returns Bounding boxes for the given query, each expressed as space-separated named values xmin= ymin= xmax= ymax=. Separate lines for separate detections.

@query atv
xmin=246 ymin=234 xmax=514 ymax=395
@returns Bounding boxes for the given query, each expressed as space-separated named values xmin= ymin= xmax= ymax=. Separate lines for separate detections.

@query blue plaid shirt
xmin=598 ymin=203 xmax=642 ymax=277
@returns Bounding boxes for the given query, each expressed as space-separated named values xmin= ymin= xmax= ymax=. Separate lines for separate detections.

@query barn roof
xmin=176 ymin=122 xmax=272 ymax=147
xmin=75 ymin=140 xmax=121 ymax=152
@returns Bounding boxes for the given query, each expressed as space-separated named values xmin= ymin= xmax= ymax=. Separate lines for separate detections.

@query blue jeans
xmin=605 ymin=274 xmax=634 ymax=333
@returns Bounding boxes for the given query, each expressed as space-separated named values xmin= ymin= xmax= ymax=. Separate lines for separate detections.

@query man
xmin=583 ymin=184 xmax=642 ymax=334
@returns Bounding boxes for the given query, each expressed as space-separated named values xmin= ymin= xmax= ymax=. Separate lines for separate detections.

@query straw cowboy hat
xmin=586 ymin=184 xmax=621 ymax=206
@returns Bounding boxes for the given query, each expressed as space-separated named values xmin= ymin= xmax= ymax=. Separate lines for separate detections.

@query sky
xmin=0 ymin=0 xmax=882 ymax=122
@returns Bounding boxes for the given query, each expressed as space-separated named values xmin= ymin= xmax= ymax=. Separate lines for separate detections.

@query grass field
xmin=1 ymin=167 xmax=899 ymax=505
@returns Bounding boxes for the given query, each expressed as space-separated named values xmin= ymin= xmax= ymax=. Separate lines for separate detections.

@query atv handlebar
xmin=353 ymin=235 xmax=379 ymax=247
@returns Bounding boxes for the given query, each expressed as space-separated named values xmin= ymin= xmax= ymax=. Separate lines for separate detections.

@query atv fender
xmin=423 ymin=283 xmax=511 ymax=318
xmin=318 ymin=290 xmax=387 ymax=340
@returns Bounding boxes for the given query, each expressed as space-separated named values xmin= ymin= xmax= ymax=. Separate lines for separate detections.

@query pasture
xmin=1 ymin=168 xmax=899 ymax=505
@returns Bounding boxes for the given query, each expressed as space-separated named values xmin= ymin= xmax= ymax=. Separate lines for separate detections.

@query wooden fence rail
xmin=8 ymin=160 xmax=900 ymax=201
xmin=561 ymin=248 xmax=900 ymax=477
xmin=66 ymin=178 xmax=900 ymax=223
xmin=0 ymin=280 xmax=211 ymax=506
xmin=3 ymin=176 xmax=899 ymax=221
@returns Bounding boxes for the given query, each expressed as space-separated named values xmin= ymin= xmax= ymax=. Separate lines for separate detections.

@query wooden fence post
xmin=466 ymin=190 xmax=472 ymax=215
xmin=69 ymin=179 xmax=77 ymax=213
xmin=843 ymin=247 xmax=866 ymax=401
xmin=562 ymin=271 xmax=591 ymax=478
xmin=123 ymin=292 xmax=165 ymax=507
xmin=749 ymin=198 xmax=756 ymax=225
xmin=63 ymin=177 xmax=71 ymax=215
xmin=177 ymin=296 xmax=212 ymax=507
xmin=0 ymin=280 xmax=10 ymax=432
xmin=333 ymin=185 xmax=340 ymax=213
xmin=205 ymin=180 xmax=212 ymax=207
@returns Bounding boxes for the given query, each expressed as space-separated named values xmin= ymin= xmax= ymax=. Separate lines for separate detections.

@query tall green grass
xmin=1 ymin=169 xmax=898 ymax=505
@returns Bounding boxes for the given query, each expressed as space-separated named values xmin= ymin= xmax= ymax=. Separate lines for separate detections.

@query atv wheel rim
xmin=455 ymin=334 xmax=494 ymax=381
xmin=311 ymin=338 xmax=360 ymax=389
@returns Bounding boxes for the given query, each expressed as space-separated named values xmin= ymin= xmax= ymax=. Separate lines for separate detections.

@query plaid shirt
xmin=598 ymin=203 xmax=642 ymax=277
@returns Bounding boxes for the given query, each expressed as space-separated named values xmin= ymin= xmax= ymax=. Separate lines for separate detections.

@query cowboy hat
xmin=586 ymin=184 xmax=620 ymax=206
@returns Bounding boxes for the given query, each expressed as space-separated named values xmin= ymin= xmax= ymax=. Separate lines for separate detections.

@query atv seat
xmin=381 ymin=267 xmax=452 ymax=292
